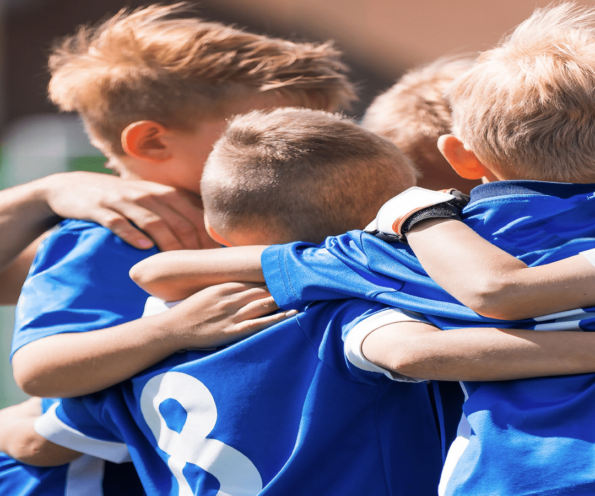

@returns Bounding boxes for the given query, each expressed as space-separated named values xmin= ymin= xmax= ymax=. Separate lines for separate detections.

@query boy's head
xmin=48 ymin=3 xmax=355 ymax=192
xmin=201 ymin=108 xmax=418 ymax=246
xmin=362 ymin=57 xmax=478 ymax=192
xmin=443 ymin=3 xmax=595 ymax=184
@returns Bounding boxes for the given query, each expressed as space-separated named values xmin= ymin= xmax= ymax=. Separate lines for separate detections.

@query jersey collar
xmin=469 ymin=180 xmax=595 ymax=203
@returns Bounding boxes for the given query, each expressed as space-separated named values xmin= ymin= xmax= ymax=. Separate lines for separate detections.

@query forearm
xmin=407 ymin=219 xmax=595 ymax=320
xmin=131 ymin=246 xmax=266 ymax=300
xmin=363 ymin=323 xmax=595 ymax=382
xmin=12 ymin=313 xmax=186 ymax=397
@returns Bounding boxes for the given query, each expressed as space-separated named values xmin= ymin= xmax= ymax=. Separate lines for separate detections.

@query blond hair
xmin=362 ymin=57 xmax=475 ymax=177
xmin=448 ymin=3 xmax=595 ymax=182
xmin=49 ymin=3 xmax=356 ymax=154
xmin=202 ymin=108 xmax=417 ymax=244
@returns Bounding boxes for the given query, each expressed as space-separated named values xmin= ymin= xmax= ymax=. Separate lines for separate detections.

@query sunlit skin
xmin=88 ymin=92 xmax=303 ymax=249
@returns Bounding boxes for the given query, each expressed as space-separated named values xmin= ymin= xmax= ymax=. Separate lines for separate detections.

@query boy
xmin=200 ymin=4 xmax=595 ymax=495
xmin=362 ymin=57 xmax=480 ymax=192
xmin=6 ymin=108 xmax=445 ymax=495
xmin=4 ymin=4 xmax=352 ymax=495
xmin=13 ymin=108 xmax=595 ymax=495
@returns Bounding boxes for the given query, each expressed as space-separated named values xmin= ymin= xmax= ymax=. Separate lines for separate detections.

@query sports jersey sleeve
xmin=262 ymin=232 xmax=407 ymax=311
xmin=12 ymin=221 xmax=158 ymax=358
xmin=34 ymin=396 xmax=131 ymax=464
xmin=342 ymin=305 xmax=431 ymax=383
xmin=263 ymin=230 xmax=500 ymax=324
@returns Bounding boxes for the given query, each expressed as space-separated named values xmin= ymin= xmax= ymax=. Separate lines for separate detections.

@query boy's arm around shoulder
xmin=406 ymin=218 xmax=595 ymax=320
xmin=130 ymin=246 xmax=267 ymax=301
xmin=361 ymin=317 xmax=595 ymax=382
xmin=12 ymin=226 xmax=288 ymax=398
xmin=0 ymin=399 xmax=81 ymax=467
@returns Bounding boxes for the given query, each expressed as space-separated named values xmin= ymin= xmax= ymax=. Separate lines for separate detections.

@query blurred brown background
xmin=0 ymin=0 xmax=591 ymax=405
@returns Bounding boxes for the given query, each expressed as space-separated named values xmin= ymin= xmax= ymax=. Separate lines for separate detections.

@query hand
xmin=155 ymin=282 xmax=298 ymax=349
xmin=41 ymin=172 xmax=220 ymax=251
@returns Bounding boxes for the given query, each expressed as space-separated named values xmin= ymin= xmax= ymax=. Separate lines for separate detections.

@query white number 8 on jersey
xmin=140 ymin=372 xmax=263 ymax=496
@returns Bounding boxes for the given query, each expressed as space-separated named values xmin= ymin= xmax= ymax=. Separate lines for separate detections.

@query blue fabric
xmin=48 ymin=300 xmax=442 ymax=496
xmin=12 ymin=219 xmax=158 ymax=358
xmin=261 ymin=180 xmax=595 ymax=495
xmin=6 ymin=220 xmax=154 ymax=495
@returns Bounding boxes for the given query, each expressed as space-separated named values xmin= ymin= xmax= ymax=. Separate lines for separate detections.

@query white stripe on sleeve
xmin=34 ymin=403 xmax=131 ymax=464
xmin=580 ymin=248 xmax=595 ymax=268
xmin=142 ymin=296 xmax=182 ymax=317
xmin=344 ymin=308 xmax=430 ymax=382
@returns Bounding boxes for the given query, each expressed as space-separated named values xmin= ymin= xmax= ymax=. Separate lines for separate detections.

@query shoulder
xmin=34 ymin=220 xmax=158 ymax=272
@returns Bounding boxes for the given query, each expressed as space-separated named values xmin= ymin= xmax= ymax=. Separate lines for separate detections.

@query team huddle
xmin=1 ymin=2 xmax=595 ymax=495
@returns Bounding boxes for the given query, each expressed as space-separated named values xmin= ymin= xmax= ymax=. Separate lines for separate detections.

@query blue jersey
xmin=0 ymin=399 xmax=145 ymax=496
xmin=35 ymin=299 xmax=443 ymax=496
xmin=13 ymin=220 xmax=158 ymax=357
xmin=261 ymin=180 xmax=595 ymax=495
xmin=7 ymin=220 xmax=154 ymax=495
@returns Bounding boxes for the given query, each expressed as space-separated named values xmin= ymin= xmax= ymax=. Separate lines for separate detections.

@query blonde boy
xmin=362 ymin=57 xmax=480 ymax=192
xmin=241 ymin=4 xmax=595 ymax=495
xmin=12 ymin=2 xmax=354 ymax=399
xmin=3 ymin=109 xmax=446 ymax=496
xmin=4 ymin=6 xmax=353 ymax=495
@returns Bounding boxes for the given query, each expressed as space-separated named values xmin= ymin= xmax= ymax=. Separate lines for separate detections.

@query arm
xmin=362 ymin=320 xmax=595 ymax=382
xmin=406 ymin=219 xmax=595 ymax=320
xmin=130 ymin=247 xmax=266 ymax=301
xmin=0 ymin=171 xmax=216 ymax=304
xmin=13 ymin=282 xmax=295 ymax=398
xmin=0 ymin=399 xmax=81 ymax=466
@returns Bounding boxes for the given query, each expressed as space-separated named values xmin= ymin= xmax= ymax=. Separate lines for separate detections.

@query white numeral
xmin=140 ymin=372 xmax=262 ymax=496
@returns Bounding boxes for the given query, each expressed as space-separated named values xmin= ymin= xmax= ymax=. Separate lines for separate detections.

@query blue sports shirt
xmin=261 ymin=180 xmax=595 ymax=495
xmin=13 ymin=219 xmax=158 ymax=357
xmin=35 ymin=299 xmax=443 ymax=496
xmin=0 ymin=399 xmax=145 ymax=496
xmin=6 ymin=220 xmax=155 ymax=495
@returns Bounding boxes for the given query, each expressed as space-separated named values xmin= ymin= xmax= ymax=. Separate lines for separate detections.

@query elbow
xmin=13 ymin=367 xmax=46 ymax=398
xmin=455 ymin=278 xmax=525 ymax=321
xmin=382 ymin=338 xmax=435 ymax=380
xmin=129 ymin=261 xmax=155 ymax=292
xmin=12 ymin=354 xmax=54 ymax=398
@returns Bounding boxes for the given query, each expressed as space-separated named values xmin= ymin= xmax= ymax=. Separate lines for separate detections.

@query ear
xmin=204 ymin=216 xmax=233 ymax=247
xmin=438 ymin=135 xmax=490 ymax=180
xmin=121 ymin=121 xmax=172 ymax=162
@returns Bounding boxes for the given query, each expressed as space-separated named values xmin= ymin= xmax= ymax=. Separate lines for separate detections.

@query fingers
xmin=93 ymin=212 xmax=156 ymax=250
xmin=237 ymin=309 xmax=300 ymax=336
xmin=235 ymin=295 xmax=280 ymax=320
xmin=47 ymin=173 xmax=209 ymax=251
xmin=130 ymin=194 xmax=202 ymax=251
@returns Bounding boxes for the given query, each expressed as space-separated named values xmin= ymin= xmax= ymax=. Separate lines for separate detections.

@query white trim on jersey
xmin=438 ymin=383 xmax=470 ymax=496
xmin=65 ymin=455 xmax=105 ymax=496
xmin=580 ymin=248 xmax=595 ymax=268
xmin=143 ymin=296 xmax=181 ymax=317
xmin=34 ymin=403 xmax=131 ymax=464
xmin=344 ymin=308 xmax=430 ymax=382
xmin=533 ymin=308 xmax=595 ymax=331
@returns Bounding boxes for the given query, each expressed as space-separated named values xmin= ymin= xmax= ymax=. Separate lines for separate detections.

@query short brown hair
xmin=449 ymin=3 xmax=595 ymax=182
xmin=362 ymin=57 xmax=475 ymax=183
xmin=48 ymin=3 xmax=356 ymax=155
xmin=202 ymin=108 xmax=417 ymax=244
